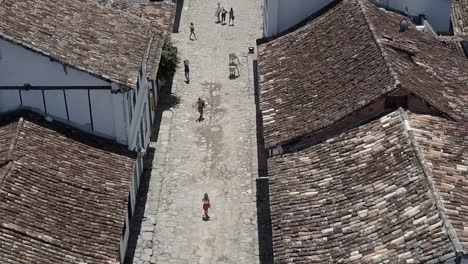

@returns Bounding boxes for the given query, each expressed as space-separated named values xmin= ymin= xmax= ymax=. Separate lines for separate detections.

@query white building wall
xmin=126 ymin=63 xmax=153 ymax=151
xmin=0 ymin=90 xmax=21 ymax=112
xmin=445 ymin=257 xmax=468 ymax=264
xmin=0 ymin=39 xmax=130 ymax=145
xmin=90 ymin=89 xmax=116 ymax=138
xmin=44 ymin=90 xmax=67 ymax=119
xmin=0 ymin=38 xmax=109 ymax=86
xmin=263 ymin=0 xmax=333 ymax=37
xmin=374 ymin=0 xmax=453 ymax=33
xmin=21 ymin=90 xmax=45 ymax=113
xmin=263 ymin=0 xmax=452 ymax=37
xmin=65 ymin=90 xmax=92 ymax=131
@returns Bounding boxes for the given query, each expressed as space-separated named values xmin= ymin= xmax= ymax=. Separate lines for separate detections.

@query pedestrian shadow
xmin=124 ymin=78 xmax=180 ymax=264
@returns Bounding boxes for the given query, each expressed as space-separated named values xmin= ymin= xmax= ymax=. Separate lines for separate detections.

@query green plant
xmin=158 ymin=40 xmax=180 ymax=81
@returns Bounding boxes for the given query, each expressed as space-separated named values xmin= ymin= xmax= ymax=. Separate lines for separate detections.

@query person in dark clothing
xmin=184 ymin=60 xmax=190 ymax=83
xmin=189 ymin=23 xmax=197 ymax=40
xmin=229 ymin=8 xmax=234 ymax=26
xmin=197 ymin=98 xmax=206 ymax=122
xmin=221 ymin=8 xmax=227 ymax=24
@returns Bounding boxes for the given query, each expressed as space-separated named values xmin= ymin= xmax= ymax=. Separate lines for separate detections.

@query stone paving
xmin=130 ymin=0 xmax=264 ymax=263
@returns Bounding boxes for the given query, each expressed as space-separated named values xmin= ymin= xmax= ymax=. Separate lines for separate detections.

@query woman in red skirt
xmin=202 ymin=193 xmax=211 ymax=221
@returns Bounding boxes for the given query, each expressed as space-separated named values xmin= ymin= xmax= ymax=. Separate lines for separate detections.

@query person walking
xmin=229 ymin=8 xmax=235 ymax=26
xmin=197 ymin=98 xmax=206 ymax=122
xmin=189 ymin=23 xmax=197 ymax=40
xmin=215 ymin=3 xmax=221 ymax=23
xmin=184 ymin=60 xmax=190 ymax=83
xmin=202 ymin=193 xmax=211 ymax=221
xmin=221 ymin=7 xmax=227 ymax=25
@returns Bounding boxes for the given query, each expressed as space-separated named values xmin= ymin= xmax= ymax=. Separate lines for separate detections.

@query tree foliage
xmin=158 ymin=40 xmax=180 ymax=81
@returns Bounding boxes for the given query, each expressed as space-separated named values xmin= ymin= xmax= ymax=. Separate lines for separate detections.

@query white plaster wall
xmin=0 ymin=87 xmax=129 ymax=145
xmin=126 ymin=64 xmax=153 ymax=151
xmin=263 ymin=0 xmax=333 ymax=37
xmin=112 ymin=87 xmax=129 ymax=145
xmin=21 ymin=90 xmax=45 ymax=113
xmin=0 ymin=38 xmax=109 ymax=86
xmin=0 ymin=90 xmax=21 ymax=112
xmin=264 ymin=0 xmax=279 ymax=37
xmin=277 ymin=0 xmax=333 ymax=33
xmin=90 ymin=89 xmax=115 ymax=138
xmin=375 ymin=0 xmax=453 ymax=33
xmin=65 ymin=90 xmax=92 ymax=131
xmin=445 ymin=257 xmax=468 ymax=264
xmin=44 ymin=90 xmax=67 ymax=120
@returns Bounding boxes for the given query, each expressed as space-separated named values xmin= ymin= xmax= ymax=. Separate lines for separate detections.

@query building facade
xmin=0 ymin=0 xmax=176 ymax=261
xmin=263 ymin=0 xmax=453 ymax=37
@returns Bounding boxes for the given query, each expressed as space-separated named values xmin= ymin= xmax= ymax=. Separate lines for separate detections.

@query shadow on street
xmin=124 ymin=76 xmax=180 ymax=264
xmin=253 ymin=59 xmax=274 ymax=264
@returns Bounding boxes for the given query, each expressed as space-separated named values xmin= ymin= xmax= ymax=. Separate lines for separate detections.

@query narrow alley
xmin=129 ymin=0 xmax=264 ymax=263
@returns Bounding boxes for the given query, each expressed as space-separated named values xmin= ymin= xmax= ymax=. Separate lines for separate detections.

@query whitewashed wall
xmin=374 ymin=0 xmax=453 ymax=33
xmin=0 ymin=38 xmax=109 ymax=86
xmin=0 ymin=88 xmax=129 ymax=145
xmin=263 ymin=0 xmax=333 ymax=37
xmin=125 ymin=62 xmax=153 ymax=151
xmin=1 ymin=38 xmax=157 ymax=262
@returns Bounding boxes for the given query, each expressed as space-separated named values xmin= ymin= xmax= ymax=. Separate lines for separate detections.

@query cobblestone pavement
xmin=130 ymin=0 xmax=264 ymax=263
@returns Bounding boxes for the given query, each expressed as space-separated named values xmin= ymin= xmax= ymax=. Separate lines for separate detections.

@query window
xmin=132 ymin=90 xmax=136 ymax=107
xmin=136 ymin=79 xmax=140 ymax=93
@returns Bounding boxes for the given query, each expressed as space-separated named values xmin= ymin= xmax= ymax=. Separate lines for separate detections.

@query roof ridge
xmin=6 ymin=117 xmax=23 ymax=161
xmin=0 ymin=117 xmax=23 ymax=189
xmin=356 ymin=0 xmax=401 ymax=93
xmin=397 ymin=108 xmax=464 ymax=254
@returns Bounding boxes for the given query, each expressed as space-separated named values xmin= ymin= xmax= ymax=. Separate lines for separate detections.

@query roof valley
xmin=397 ymin=108 xmax=464 ymax=254
xmin=356 ymin=0 xmax=401 ymax=93
xmin=0 ymin=117 xmax=23 ymax=188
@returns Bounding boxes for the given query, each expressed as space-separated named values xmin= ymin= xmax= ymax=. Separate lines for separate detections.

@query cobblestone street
xmin=129 ymin=0 xmax=264 ymax=263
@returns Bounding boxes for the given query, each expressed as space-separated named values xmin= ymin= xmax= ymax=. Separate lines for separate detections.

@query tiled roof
xmin=0 ymin=112 xmax=136 ymax=263
xmin=258 ymin=0 xmax=468 ymax=149
xmin=268 ymin=109 xmax=467 ymax=263
xmin=452 ymin=0 xmax=468 ymax=36
xmin=107 ymin=1 xmax=176 ymax=80
xmin=0 ymin=0 xmax=172 ymax=88
xmin=438 ymin=36 xmax=467 ymax=58
xmin=408 ymin=112 xmax=468 ymax=252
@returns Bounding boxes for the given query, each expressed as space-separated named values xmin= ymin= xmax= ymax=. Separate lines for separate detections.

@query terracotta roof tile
xmin=258 ymin=0 xmax=468 ymax=149
xmin=452 ymin=0 xmax=468 ymax=37
xmin=409 ymin=112 xmax=468 ymax=252
xmin=107 ymin=1 xmax=176 ymax=80
xmin=0 ymin=0 xmax=173 ymax=88
xmin=438 ymin=36 xmax=467 ymax=58
xmin=0 ymin=111 xmax=136 ymax=263
xmin=268 ymin=110 xmax=466 ymax=263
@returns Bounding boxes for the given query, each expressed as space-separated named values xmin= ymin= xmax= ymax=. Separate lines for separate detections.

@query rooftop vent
xmin=400 ymin=19 xmax=409 ymax=32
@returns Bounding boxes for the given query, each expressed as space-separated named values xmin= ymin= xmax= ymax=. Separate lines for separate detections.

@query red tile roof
xmin=258 ymin=0 xmax=468 ymax=149
xmin=0 ymin=112 xmax=136 ymax=263
xmin=268 ymin=109 xmax=467 ymax=263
